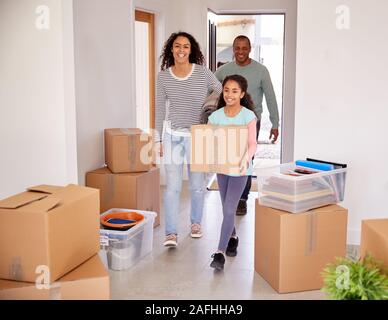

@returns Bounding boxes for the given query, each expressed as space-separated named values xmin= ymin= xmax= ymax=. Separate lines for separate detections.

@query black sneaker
xmin=236 ymin=199 xmax=247 ymax=215
xmin=210 ymin=253 xmax=225 ymax=270
xmin=226 ymin=237 xmax=239 ymax=257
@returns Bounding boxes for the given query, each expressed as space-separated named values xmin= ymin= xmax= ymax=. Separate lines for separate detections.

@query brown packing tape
xmin=263 ymin=255 xmax=269 ymax=280
xmin=104 ymin=173 xmax=115 ymax=206
xmin=128 ymin=134 xmax=137 ymax=171
xmin=26 ymin=282 xmax=62 ymax=300
xmin=192 ymin=127 xmax=205 ymax=170
xmin=9 ymin=257 xmax=23 ymax=281
xmin=118 ymin=128 xmax=135 ymax=171
xmin=305 ymin=212 xmax=318 ymax=256
xmin=49 ymin=283 xmax=61 ymax=300
xmin=210 ymin=127 xmax=219 ymax=172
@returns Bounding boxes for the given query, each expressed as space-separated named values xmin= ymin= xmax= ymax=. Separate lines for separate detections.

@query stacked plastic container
xmin=99 ymin=209 xmax=156 ymax=270
xmin=256 ymin=161 xmax=347 ymax=213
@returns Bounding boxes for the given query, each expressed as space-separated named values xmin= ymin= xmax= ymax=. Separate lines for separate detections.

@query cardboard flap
xmin=23 ymin=196 xmax=61 ymax=212
xmin=27 ymin=185 xmax=63 ymax=194
xmin=0 ymin=192 xmax=48 ymax=209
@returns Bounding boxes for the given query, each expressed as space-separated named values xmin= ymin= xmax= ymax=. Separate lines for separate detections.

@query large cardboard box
xmin=190 ymin=125 xmax=248 ymax=175
xmin=0 ymin=184 xmax=100 ymax=283
xmin=254 ymin=201 xmax=348 ymax=293
xmin=105 ymin=128 xmax=153 ymax=173
xmin=360 ymin=219 xmax=388 ymax=272
xmin=85 ymin=166 xmax=160 ymax=227
xmin=0 ymin=254 xmax=110 ymax=300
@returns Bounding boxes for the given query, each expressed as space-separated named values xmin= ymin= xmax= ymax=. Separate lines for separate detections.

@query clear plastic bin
xmin=99 ymin=209 xmax=156 ymax=270
xmin=255 ymin=162 xmax=347 ymax=213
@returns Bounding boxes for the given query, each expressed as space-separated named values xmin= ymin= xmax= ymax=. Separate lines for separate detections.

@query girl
xmin=208 ymin=74 xmax=257 ymax=270
xmin=156 ymin=32 xmax=222 ymax=247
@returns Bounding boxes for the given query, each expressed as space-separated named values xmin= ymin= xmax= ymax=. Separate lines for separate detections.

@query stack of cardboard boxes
xmin=0 ymin=184 xmax=110 ymax=300
xmin=86 ymin=128 xmax=161 ymax=227
xmin=254 ymin=163 xmax=349 ymax=293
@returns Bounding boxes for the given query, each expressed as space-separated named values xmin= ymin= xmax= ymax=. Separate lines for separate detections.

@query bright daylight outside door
xmin=209 ymin=13 xmax=285 ymax=168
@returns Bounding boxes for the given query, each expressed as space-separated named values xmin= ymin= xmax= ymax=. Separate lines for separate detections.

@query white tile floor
xmin=107 ymin=182 xmax=338 ymax=300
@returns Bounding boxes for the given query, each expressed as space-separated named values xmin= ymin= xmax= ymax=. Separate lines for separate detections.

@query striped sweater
xmin=155 ymin=64 xmax=222 ymax=141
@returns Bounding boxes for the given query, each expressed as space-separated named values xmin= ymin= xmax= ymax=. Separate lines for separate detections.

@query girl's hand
xmin=239 ymin=157 xmax=249 ymax=175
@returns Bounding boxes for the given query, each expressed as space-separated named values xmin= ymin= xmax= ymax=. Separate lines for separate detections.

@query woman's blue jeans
xmin=163 ymin=132 xmax=205 ymax=236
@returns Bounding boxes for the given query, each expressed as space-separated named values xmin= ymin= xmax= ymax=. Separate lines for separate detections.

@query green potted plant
xmin=321 ymin=254 xmax=388 ymax=300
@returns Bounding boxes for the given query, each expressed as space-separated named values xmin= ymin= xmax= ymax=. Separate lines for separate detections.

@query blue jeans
xmin=163 ymin=132 xmax=205 ymax=236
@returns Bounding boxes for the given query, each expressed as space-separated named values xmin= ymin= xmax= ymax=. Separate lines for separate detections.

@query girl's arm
xmin=239 ymin=118 xmax=257 ymax=174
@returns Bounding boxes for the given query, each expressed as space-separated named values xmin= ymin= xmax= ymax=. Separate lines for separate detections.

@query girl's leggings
xmin=216 ymin=174 xmax=249 ymax=252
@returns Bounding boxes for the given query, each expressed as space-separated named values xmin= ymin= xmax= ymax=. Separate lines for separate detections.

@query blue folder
xmin=295 ymin=160 xmax=334 ymax=171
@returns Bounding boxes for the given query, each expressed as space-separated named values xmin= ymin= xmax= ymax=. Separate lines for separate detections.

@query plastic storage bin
xmin=99 ymin=208 xmax=156 ymax=270
xmin=255 ymin=162 xmax=347 ymax=213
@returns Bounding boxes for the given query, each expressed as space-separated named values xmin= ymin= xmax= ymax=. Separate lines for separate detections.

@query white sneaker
xmin=190 ymin=223 xmax=202 ymax=238
xmin=164 ymin=234 xmax=178 ymax=247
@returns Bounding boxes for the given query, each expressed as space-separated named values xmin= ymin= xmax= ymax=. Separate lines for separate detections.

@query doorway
xmin=135 ymin=10 xmax=156 ymax=133
xmin=208 ymin=12 xmax=285 ymax=167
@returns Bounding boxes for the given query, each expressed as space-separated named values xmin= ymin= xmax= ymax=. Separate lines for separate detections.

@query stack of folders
xmin=259 ymin=159 xmax=347 ymax=213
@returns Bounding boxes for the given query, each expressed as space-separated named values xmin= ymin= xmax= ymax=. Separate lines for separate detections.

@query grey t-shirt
xmin=215 ymin=60 xmax=279 ymax=128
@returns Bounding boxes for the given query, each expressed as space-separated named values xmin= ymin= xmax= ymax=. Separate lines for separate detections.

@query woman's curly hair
xmin=160 ymin=32 xmax=205 ymax=70
xmin=217 ymin=74 xmax=255 ymax=112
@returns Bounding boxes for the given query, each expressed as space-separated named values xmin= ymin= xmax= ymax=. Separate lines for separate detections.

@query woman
xmin=156 ymin=31 xmax=222 ymax=247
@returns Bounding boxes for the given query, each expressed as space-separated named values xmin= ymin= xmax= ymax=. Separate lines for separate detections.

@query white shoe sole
xmin=164 ymin=240 xmax=177 ymax=247
xmin=190 ymin=233 xmax=202 ymax=238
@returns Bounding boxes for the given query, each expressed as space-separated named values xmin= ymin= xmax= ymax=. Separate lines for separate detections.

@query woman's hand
xmin=158 ymin=142 xmax=164 ymax=157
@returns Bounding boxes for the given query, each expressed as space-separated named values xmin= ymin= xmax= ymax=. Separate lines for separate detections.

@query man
xmin=215 ymin=35 xmax=280 ymax=215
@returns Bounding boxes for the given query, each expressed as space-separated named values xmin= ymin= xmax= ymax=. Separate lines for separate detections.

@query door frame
xmin=135 ymin=10 xmax=156 ymax=130
xmin=207 ymin=5 xmax=297 ymax=164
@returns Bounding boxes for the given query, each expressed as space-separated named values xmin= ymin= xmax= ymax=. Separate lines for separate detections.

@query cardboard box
xmin=254 ymin=201 xmax=348 ymax=293
xmin=360 ymin=219 xmax=388 ymax=272
xmin=105 ymin=128 xmax=153 ymax=173
xmin=190 ymin=125 xmax=248 ymax=175
xmin=85 ymin=166 xmax=160 ymax=227
xmin=0 ymin=184 xmax=100 ymax=283
xmin=0 ymin=254 xmax=110 ymax=300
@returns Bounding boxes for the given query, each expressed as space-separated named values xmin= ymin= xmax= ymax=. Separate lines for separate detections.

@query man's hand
xmin=269 ymin=128 xmax=279 ymax=143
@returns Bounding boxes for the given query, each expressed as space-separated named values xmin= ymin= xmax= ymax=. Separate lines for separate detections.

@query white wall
xmin=0 ymin=0 xmax=77 ymax=199
xmin=295 ymin=0 xmax=388 ymax=244
xmin=73 ymin=0 xmax=136 ymax=185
